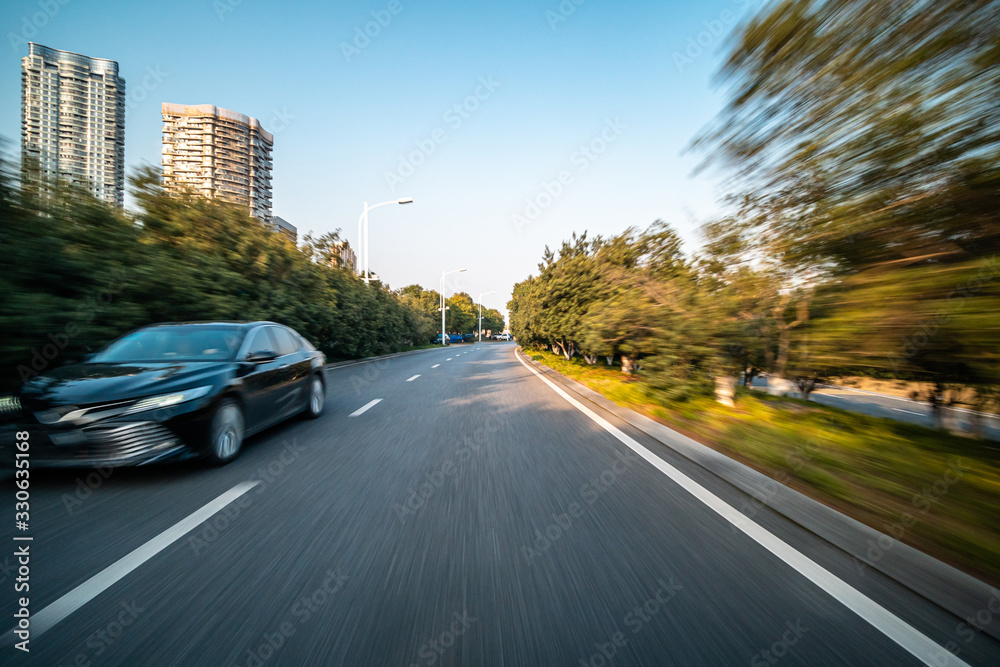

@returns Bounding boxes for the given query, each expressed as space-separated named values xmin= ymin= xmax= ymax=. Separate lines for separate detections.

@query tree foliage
xmin=510 ymin=1 xmax=1000 ymax=416
xmin=0 ymin=161 xmax=435 ymax=389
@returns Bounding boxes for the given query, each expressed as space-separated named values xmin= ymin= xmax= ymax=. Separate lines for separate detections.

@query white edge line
xmin=5 ymin=481 xmax=260 ymax=641
xmin=406 ymin=375 xmax=421 ymax=382
xmin=349 ymin=398 xmax=382 ymax=417
xmin=514 ymin=350 xmax=968 ymax=667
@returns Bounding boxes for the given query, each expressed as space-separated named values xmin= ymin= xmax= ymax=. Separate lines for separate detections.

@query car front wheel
xmin=207 ymin=398 xmax=244 ymax=465
xmin=305 ymin=376 xmax=325 ymax=419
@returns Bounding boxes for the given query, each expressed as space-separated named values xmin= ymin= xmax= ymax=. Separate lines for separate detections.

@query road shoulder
xmin=514 ymin=347 xmax=1000 ymax=642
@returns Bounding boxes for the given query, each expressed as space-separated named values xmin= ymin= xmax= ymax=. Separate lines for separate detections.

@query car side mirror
xmin=246 ymin=350 xmax=278 ymax=363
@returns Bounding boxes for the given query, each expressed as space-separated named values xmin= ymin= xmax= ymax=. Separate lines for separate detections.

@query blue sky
xmin=0 ymin=0 xmax=758 ymax=318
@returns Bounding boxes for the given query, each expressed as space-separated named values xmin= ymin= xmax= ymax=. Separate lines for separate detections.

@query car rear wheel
xmin=304 ymin=376 xmax=325 ymax=419
xmin=207 ymin=399 xmax=244 ymax=465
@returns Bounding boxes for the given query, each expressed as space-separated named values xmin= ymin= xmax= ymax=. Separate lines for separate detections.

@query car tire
xmin=304 ymin=375 xmax=325 ymax=419
xmin=206 ymin=398 xmax=244 ymax=465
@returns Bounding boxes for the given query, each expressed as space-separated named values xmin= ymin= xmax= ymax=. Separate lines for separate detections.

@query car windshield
xmin=91 ymin=326 xmax=244 ymax=363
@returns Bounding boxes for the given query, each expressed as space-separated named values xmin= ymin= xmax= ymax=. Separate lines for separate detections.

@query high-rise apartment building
xmin=20 ymin=43 xmax=126 ymax=206
xmin=331 ymin=240 xmax=357 ymax=273
xmin=161 ymin=103 xmax=273 ymax=222
xmin=269 ymin=216 xmax=297 ymax=244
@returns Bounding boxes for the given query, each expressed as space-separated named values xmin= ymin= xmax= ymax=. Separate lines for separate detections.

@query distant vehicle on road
xmin=1 ymin=321 xmax=326 ymax=468
xmin=462 ymin=333 xmax=476 ymax=343
xmin=448 ymin=333 xmax=463 ymax=344
xmin=496 ymin=333 xmax=513 ymax=341
xmin=431 ymin=334 xmax=450 ymax=345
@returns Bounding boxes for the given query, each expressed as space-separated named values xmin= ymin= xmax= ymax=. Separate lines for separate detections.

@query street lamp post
xmin=477 ymin=290 xmax=495 ymax=342
xmin=357 ymin=198 xmax=413 ymax=283
xmin=440 ymin=268 xmax=467 ymax=346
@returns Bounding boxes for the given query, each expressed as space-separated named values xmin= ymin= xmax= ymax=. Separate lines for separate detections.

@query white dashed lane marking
xmin=349 ymin=399 xmax=383 ymax=417
xmin=3 ymin=482 xmax=260 ymax=640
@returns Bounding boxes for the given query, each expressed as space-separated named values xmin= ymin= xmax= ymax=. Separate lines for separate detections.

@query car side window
xmin=244 ymin=328 xmax=277 ymax=357
xmin=269 ymin=327 xmax=301 ymax=357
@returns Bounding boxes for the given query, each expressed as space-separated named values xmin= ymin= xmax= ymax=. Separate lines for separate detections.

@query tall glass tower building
xmin=161 ymin=103 xmax=274 ymax=222
xmin=20 ymin=43 xmax=126 ymax=207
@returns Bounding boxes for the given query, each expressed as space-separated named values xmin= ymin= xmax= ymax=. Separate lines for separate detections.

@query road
xmin=749 ymin=378 xmax=1000 ymax=442
xmin=1 ymin=343 xmax=998 ymax=666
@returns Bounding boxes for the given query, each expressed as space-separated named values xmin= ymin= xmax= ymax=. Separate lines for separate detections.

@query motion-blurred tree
xmin=693 ymin=0 xmax=1000 ymax=412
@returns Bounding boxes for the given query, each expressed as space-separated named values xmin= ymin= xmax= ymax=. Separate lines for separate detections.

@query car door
xmin=240 ymin=326 xmax=285 ymax=431
xmin=268 ymin=325 xmax=310 ymax=419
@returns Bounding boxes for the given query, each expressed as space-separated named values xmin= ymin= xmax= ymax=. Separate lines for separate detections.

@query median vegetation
xmin=0 ymin=157 xmax=502 ymax=391
xmin=509 ymin=0 xmax=999 ymax=432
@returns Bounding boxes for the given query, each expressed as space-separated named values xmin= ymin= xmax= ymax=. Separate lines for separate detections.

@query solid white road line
xmin=349 ymin=399 xmax=382 ymax=417
xmin=432 ymin=364 xmax=440 ymax=369
xmin=514 ymin=351 xmax=968 ymax=667
xmin=892 ymin=408 xmax=923 ymax=415
xmin=406 ymin=375 xmax=421 ymax=382
xmin=6 ymin=481 xmax=260 ymax=641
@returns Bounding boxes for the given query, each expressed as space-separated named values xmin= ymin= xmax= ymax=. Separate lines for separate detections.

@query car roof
xmin=141 ymin=321 xmax=278 ymax=330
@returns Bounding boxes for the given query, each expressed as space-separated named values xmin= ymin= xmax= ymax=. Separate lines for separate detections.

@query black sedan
xmin=2 ymin=322 xmax=326 ymax=468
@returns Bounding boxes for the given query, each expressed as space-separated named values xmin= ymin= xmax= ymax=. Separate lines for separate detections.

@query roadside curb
xmin=515 ymin=347 xmax=1000 ymax=641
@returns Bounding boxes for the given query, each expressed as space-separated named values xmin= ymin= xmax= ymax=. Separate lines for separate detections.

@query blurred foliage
xmin=510 ymin=0 xmax=1000 ymax=420
xmin=0 ymin=158 xmax=471 ymax=389
xmin=396 ymin=284 xmax=505 ymax=339
xmin=509 ymin=223 xmax=718 ymax=402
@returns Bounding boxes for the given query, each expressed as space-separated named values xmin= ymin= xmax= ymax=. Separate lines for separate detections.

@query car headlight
xmin=121 ymin=386 xmax=214 ymax=416
xmin=37 ymin=386 xmax=214 ymax=425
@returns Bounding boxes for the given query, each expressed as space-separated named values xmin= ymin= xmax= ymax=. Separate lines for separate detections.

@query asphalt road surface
xmin=749 ymin=378 xmax=1000 ymax=442
xmin=2 ymin=343 xmax=998 ymax=666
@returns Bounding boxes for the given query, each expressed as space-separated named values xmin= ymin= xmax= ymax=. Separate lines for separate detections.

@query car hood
xmin=20 ymin=361 xmax=232 ymax=410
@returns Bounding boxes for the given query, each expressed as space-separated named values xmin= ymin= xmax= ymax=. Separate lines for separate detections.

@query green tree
xmin=693 ymin=0 xmax=1000 ymax=414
